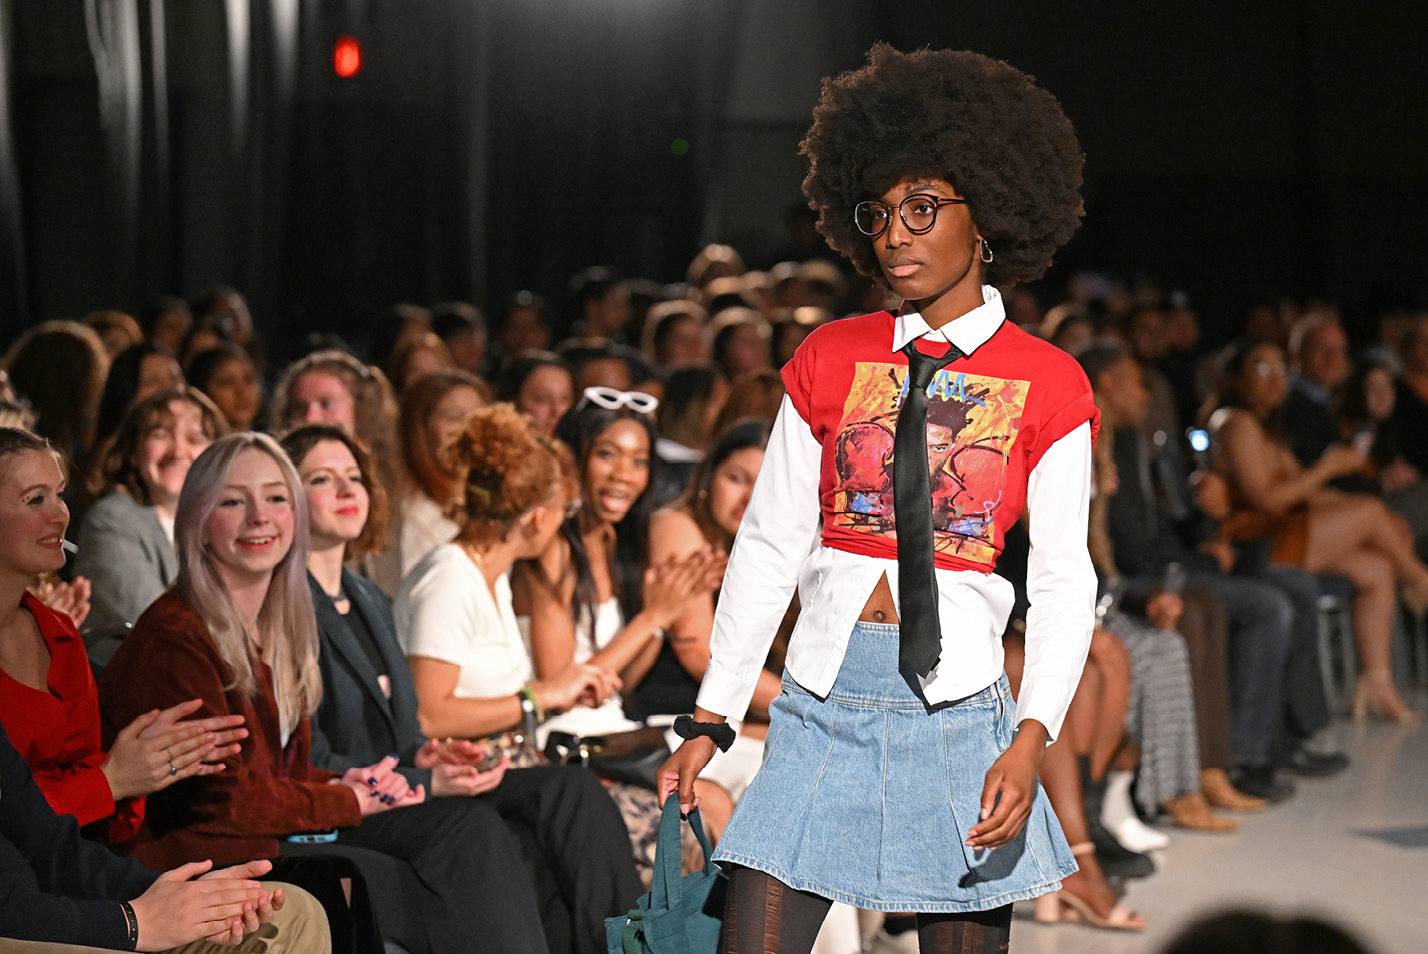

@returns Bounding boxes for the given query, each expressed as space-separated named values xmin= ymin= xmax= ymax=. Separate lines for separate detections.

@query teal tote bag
xmin=606 ymin=794 xmax=723 ymax=954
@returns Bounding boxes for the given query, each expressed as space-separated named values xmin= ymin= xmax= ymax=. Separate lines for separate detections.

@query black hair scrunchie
xmin=673 ymin=715 xmax=736 ymax=752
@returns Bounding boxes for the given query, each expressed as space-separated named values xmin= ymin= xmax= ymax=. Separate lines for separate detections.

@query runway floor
xmin=1006 ymin=696 xmax=1428 ymax=954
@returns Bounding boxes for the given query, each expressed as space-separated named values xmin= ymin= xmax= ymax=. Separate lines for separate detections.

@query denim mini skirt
xmin=711 ymin=621 xmax=1076 ymax=912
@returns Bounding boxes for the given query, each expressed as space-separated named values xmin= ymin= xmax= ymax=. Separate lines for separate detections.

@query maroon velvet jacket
xmin=97 ymin=591 xmax=362 ymax=869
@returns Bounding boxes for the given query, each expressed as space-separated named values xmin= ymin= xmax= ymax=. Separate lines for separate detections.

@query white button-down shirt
xmin=696 ymin=287 xmax=1095 ymax=741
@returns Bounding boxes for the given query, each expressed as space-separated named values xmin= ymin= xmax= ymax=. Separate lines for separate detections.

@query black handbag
xmin=544 ymin=727 xmax=670 ymax=790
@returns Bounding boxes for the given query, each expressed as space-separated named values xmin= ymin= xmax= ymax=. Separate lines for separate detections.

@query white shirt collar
xmin=892 ymin=284 xmax=1005 ymax=355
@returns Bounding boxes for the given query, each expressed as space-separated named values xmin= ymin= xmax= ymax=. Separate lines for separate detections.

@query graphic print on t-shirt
xmin=832 ymin=361 xmax=1028 ymax=563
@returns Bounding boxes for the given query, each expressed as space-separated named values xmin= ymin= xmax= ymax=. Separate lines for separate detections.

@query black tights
xmin=718 ymin=867 xmax=1011 ymax=954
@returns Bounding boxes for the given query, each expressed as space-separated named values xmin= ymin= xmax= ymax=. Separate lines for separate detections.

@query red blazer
xmin=97 ymin=591 xmax=361 ymax=869
xmin=0 ymin=592 xmax=144 ymax=841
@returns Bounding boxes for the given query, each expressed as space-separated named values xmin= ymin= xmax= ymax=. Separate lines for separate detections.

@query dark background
xmin=1 ymin=0 xmax=1425 ymax=357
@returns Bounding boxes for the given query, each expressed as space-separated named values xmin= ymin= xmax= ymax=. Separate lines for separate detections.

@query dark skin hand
xmin=659 ymin=707 xmax=1051 ymax=850
xmin=965 ymin=719 xmax=1049 ymax=849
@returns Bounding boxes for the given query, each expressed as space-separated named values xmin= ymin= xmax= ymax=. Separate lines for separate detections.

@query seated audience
xmin=711 ymin=368 xmax=785 ymax=434
xmin=386 ymin=331 xmax=457 ymax=393
xmin=2 ymin=320 xmax=110 ymax=464
xmin=89 ymin=341 xmax=185 ymax=484
xmin=649 ymin=367 xmax=728 ymax=507
xmin=641 ymin=300 xmax=710 ymax=370
xmin=0 ymin=723 xmax=328 ymax=952
xmin=495 ymin=351 xmax=576 ymax=437
xmin=1080 ymin=342 xmax=1301 ymax=801
xmin=389 ymin=369 xmax=489 ymax=587
xmin=709 ymin=307 xmax=772 ymax=379
xmin=1208 ymin=340 xmax=1427 ymax=722
xmin=496 ymin=291 xmax=554 ymax=361
xmin=282 ymin=423 xmax=640 ymax=954
xmin=1004 ymin=630 xmax=1145 ymax=931
xmin=271 ymin=349 xmax=401 ymax=530
xmin=0 ymin=428 xmax=245 ymax=845
xmin=639 ymin=420 xmax=777 ymax=726
xmin=1340 ymin=355 xmax=1428 ymax=556
xmin=76 ymin=388 xmax=228 ymax=654
xmin=138 ymin=294 xmax=193 ymax=358
xmin=99 ymin=432 xmax=561 ymax=954
xmin=84 ymin=310 xmax=145 ymax=360
xmin=399 ymin=403 xmax=730 ymax=869
xmin=1283 ymin=311 xmax=1352 ymax=470
xmin=187 ymin=344 xmax=263 ymax=431
xmin=429 ymin=301 xmax=488 ymax=377
xmin=567 ymin=267 xmax=633 ymax=342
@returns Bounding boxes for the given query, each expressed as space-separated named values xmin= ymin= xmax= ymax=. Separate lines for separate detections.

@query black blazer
xmin=308 ymin=569 xmax=432 ymax=790
xmin=0 ymin=721 xmax=158 ymax=946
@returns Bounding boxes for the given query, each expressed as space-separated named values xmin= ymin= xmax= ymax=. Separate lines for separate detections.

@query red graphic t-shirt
xmin=781 ymin=311 xmax=1099 ymax=574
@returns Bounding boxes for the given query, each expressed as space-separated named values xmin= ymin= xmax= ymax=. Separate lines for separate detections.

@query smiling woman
xmin=76 ymin=387 xmax=229 ymax=649
xmin=0 ymin=427 xmax=248 ymax=847
xmin=98 ymin=431 xmax=566 ymax=954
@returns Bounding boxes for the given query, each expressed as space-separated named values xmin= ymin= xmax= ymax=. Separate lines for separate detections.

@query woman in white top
xmin=389 ymin=370 xmax=490 ymax=588
xmin=398 ymin=402 xmax=733 ymax=863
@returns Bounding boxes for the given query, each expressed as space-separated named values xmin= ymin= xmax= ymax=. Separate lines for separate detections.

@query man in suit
xmin=0 ymin=721 xmax=329 ymax=952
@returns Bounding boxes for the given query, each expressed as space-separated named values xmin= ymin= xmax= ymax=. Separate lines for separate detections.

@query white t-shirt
xmin=399 ymin=492 xmax=459 ymax=578
xmin=395 ymin=543 xmax=532 ymax=699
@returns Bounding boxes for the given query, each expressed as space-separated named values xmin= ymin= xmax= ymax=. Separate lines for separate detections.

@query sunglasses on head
xmin=579 ymin=386 xmax=659 ymax=415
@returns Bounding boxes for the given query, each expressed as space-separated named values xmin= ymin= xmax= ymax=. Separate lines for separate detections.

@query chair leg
xmin=1316 ymin=599 xmax=1341 ymax=715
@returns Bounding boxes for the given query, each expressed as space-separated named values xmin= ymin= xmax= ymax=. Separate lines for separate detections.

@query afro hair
xmin=800 ymin=43 xmax=1084 ymax=289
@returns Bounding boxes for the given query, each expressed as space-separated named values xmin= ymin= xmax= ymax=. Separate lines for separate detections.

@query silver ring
xmin=169 ymin=762 xmax=177 ymax=776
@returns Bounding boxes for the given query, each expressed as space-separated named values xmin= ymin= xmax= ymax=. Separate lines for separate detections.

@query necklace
xmin=460 ymin=541 xmax=485 ymax=569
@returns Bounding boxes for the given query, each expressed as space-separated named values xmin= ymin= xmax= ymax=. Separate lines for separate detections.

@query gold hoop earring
xmin=978 ymin=238 xmax=994 ymax=264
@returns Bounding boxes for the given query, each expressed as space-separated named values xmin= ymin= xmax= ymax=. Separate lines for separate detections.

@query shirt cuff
xmin=695 ymin=658 xmax=760 ymax=722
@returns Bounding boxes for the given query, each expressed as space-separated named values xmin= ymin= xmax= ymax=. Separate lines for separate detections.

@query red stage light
xmin=334 ymin=36 xmax=362 ymax=78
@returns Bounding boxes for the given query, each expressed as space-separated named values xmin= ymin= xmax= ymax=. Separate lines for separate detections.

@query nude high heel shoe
xmin=1352 ymin=671 xmax=1421 ymax=725
xmin=1033 ymin=844 xmax=1146 ymax=931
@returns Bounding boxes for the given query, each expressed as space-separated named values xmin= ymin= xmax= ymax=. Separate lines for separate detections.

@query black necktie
xmin=895 ymin=339 xmax=963 ymax=678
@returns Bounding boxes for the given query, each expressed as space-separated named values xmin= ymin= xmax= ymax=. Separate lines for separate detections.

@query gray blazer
xmin=74 ymin=491 xmax=178 ymax=653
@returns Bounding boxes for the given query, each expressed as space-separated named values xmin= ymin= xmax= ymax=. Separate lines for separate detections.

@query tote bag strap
xmin=651 ymin=793 xmax=715 ymax=910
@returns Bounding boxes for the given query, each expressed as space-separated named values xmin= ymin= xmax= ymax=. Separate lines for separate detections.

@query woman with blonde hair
xmin=100 ymin=432 xmax=553 ymax=954
xmin=271 ymin=350 xmax=399 ymax=481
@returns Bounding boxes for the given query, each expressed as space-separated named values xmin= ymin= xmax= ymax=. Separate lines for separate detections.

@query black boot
xmin=1080 ymin=755 xmax=1155 ymax=879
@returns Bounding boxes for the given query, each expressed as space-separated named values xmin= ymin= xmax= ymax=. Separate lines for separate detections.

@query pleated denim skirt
xmin=711 ymin=621 xmax=1076 ymax=912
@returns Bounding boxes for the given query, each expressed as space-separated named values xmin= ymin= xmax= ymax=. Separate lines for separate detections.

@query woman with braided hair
xmin=659 ymin=44 xmax=1100 ymax=950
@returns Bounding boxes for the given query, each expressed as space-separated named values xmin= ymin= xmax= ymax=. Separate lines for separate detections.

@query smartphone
xmin=287 ymin=830 xmax=338 ymax=843
xmin=1185 ymin=428 xmax=1210 ymax=465
xmin=475 ymin=745 xmax=505 ymax=772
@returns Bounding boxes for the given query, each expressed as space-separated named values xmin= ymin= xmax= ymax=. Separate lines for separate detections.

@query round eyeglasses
xmin=854 ymin=193 xmax=969 ymax=237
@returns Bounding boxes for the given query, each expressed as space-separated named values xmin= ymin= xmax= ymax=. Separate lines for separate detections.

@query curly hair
xmin=446 ymin=403 xmax=567 ymax=546
xmin=800 ymin=43 xmax=1083 ymax=288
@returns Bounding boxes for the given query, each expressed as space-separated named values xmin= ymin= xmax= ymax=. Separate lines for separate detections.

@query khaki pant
xmin=0 ymin=883 xmax=331 ymax=954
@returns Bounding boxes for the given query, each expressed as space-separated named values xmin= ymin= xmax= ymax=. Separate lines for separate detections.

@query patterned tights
xmin=718 ymin=866 xmax=1012 ymax=954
